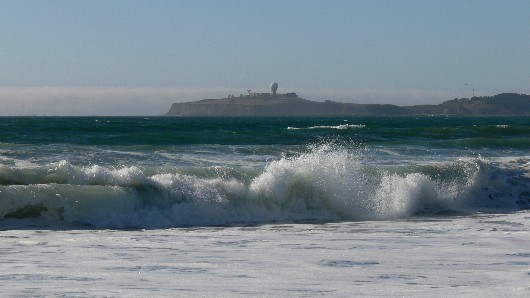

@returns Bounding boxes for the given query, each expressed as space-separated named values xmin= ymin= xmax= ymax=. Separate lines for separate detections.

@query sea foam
xmin=0 ymin=144 xmax=527 ymax=228
xmin=287 ymin=124 xmax=365 ymax=130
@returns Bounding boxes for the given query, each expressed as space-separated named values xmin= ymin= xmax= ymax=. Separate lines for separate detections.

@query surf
xmin=1 ymin=143 xmax=528 ymax=229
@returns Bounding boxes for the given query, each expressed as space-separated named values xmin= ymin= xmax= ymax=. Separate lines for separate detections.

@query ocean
xmin=1 ymin=116 xmax=529 ymax=296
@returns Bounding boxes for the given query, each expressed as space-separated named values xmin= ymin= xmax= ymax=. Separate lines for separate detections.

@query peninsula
xmin=166 ymin=83 xmax=530 ymax=117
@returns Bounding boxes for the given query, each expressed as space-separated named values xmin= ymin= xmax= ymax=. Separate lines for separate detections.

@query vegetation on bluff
xmin=406 ymin=93 xmax=530 ymax=116
xmin=167 ymin=93 xmax=530 ymax=116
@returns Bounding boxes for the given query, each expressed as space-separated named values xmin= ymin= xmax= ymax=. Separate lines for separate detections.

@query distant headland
xmin=166 ymin=83 xmax=530 ymax=116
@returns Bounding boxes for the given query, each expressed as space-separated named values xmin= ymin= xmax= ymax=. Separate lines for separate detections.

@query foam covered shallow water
xmin=1 ymin=212 xmax=529 ymax=296
xmin=1 ymin=144 xmax=529 ymax=229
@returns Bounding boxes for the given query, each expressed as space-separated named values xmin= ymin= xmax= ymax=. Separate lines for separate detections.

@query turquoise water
xmin=1 ymin=116 xmax=529 ymax=228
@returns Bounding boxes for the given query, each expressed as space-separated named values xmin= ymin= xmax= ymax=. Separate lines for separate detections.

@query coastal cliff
xmin=166 ymin=97 xmax=406 ymax=116
xmin=166 ymin=93 xmax=530 ymax=117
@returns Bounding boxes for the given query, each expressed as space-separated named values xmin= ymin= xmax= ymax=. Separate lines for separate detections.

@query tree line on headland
xmin=405 ymin=93 xmax=530 ymax=116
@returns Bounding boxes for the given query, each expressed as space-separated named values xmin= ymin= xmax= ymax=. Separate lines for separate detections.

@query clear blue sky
xmin=1 ymin=0 xmax=529 ymax=115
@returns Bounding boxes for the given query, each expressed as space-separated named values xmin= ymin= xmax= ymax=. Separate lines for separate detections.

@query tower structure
xmin=270 ymin=82 xmax=278 ymax=95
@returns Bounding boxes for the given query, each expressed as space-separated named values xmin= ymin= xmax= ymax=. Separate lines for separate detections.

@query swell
xmin=3 ymin=117 xmax=529 ymax=148
xmin=1 ymin=145 xmax=529 ymax=228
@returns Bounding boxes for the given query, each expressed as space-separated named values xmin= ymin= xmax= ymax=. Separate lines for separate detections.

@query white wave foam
xmin=287 ymin=124 xmax=365 ymax=130
xmin=0 ymin=145 xmax=527 ymax=228
xmin=0 ymin=155 xmax=39 ymax=168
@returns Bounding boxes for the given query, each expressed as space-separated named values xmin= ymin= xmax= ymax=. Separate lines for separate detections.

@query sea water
xmin=1 ymin=116 xmax=529 ymax=296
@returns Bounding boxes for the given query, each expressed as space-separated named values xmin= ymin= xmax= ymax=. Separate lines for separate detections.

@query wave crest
xmin=0 ymin=144 xmax=527 ymax=228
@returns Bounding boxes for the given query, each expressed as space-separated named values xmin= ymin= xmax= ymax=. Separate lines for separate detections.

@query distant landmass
xmin=166 ymin=92 xmax=530 ymax=117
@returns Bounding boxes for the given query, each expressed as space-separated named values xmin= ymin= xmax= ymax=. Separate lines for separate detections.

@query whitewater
xmin=1 ymin=116 xmax=529 ymax=296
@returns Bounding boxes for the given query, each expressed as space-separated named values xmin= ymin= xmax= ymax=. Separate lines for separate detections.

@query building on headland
xmin=166 ymin=81 xmax=399 ymax=117
xmin=166 ymin=83 xmax=530 ymax=117
xmin=230 ymin=82 xmax=299 ymax=99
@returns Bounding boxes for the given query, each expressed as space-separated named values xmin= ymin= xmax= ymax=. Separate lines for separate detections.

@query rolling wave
xmin=1 ymin=144 xmax=529 ymax=229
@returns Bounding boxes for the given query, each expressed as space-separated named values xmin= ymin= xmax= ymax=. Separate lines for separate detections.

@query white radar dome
xmin=270 ymin=82 xmax=278 ymax=94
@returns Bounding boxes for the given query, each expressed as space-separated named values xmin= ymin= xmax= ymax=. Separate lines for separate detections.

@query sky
xmin=1 ymin=0 xmax=529 ymax=115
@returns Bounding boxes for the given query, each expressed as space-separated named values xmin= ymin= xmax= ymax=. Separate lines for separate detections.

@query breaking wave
xmin=1 ymin=144 xmax=529 ymax=229
xmin=287 ymin=124 xmax=365 ymax=130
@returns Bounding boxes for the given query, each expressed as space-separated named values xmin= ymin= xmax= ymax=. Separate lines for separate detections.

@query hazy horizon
xmin=1 ymin=0 xmax=529 ymax=115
